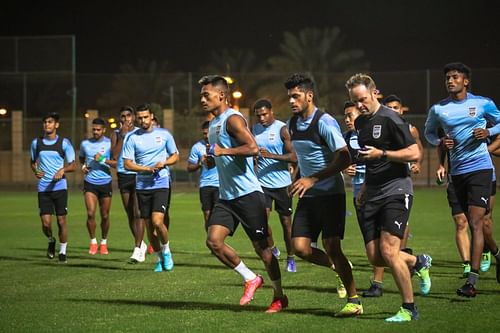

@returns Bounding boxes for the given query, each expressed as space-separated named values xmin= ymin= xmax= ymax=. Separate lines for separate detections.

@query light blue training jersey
xmin=122 ymin=127 xmax=178 ymax=190
xmin=116 ymin=127 xmax=139 ymax=174
xmin=79 ymin=136 xmax=112 ymax=185
xmin=253 ymin=120 xmax=292 ymax=189
xmin=187 ymin=139 xmax=219 ymax=188
xmin=425 ymin=93 xmax=500 ymax=175
xmin=30 ymin=136 xmax=76 ymax=192
xmin=208 ymin=108 xmax=262 ymax=200
xmin=289 ymin=109 xmax=347 ymax=196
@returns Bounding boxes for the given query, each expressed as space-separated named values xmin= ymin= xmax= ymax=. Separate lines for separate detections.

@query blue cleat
xmin=162 ymin=252 xmax=174 ymax=271
xmin=286 ymin=258 xmax=296 ymax=273
xmin=154 ymin=261 xmax=163 ymax=272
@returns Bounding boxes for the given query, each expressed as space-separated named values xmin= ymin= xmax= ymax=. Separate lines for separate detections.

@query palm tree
xmin=261 ymin=26 xmax=369 ymax=118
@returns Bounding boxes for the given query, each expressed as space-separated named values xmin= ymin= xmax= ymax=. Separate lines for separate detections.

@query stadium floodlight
xmin=0 ymin=108 xmax=7 ymax=116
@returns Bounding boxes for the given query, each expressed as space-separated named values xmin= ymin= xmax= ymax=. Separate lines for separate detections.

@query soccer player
xmin=252 ymin=98 xmax=298 ymax=273
xmin=79 ymin=118 xmax=116 ymax=255
xmin=30 ymin=112 xmax=76 ymax=263
xmin=122 ymin=104 xmax=179 ymax=272
xmin=199 ymin=75 xmax=287 ymax=313
xmin=285 ymin=73 xmax=361 ymax=317
xmin=187 ymin=121 xmax=219 ymax=230
xmin=346 ymin=73 xmax=431 ymax=322
xmin=111 ymin=106 xmax=148 ymax=263
xmin=362 ymin=94 xmax=426 ymax=297
xmin=425 ymin=62 xmax=500 ymax=296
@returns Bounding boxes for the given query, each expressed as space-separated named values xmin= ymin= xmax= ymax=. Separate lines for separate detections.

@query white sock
xmin=331 ymin=264 xmax=336 ymax=271
xmin=234 ymin=261 xmax=257 ymax=281
xmin=90 ymin=238 xmax=97 ymax=244
xmin=59 ymin=242 xmax=67 ymax=254
xmin=162 ymin=242 xmax=170 ymax=254
xmin=100 ymin=239 xmax=107 ymax=245
xmin=156 ymin=252 xmax=162 ymax=262
xmin=271 ymin=279 xmax=284 ymax=298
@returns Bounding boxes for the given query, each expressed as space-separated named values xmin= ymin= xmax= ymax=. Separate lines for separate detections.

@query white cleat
xmin=129 ymin=247 xmax=145 ymax=263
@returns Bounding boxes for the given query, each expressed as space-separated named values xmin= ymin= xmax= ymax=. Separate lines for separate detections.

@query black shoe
xmin=401 ymin=248 xmax=413 ymax=255
xmin=456 ymin=282 xmax=476 ymax=297
xmin=362 ymin=283 xmax=383 ymax=297
xmin=58 ymin=253 xmax=67 ymax=263
xmin=47 ymin=239 xmax=56 ymax=259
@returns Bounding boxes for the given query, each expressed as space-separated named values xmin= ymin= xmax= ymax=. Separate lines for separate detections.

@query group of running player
xmin=30 ymin=62 xmax=500 ymax=322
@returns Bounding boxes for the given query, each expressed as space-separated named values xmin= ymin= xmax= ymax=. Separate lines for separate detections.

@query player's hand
xmin=94 ymin=153 xmax=102 ymax=161
xmin=206 ymin=143 xmax=221 ymax=157
xmin=53 ymin=169 xmax=65 ymax=181
xmin=33 ymin=168 xmax=44 ymax=179
xmin=344 ymin=164 xmax=357 ymax=177
xmin=81 ymin=164 xmax=89 ymax=174
xmin=154 ymin=161 xmax=165 ymax=169
xmin=410 ymin=162 xmax=421 ymax=174
xmin=473 ymin=128 xmax=489 ymax=140
xmin=357 ymin=145 xmax=382 ymax=160
xmin=439 ymin=135 xmax=454 ymax=150
xmin=436 ymin=165 xmax=446 ymax=182
xmin=290 ymin=177 xmax=316 ymax=198
xmin=259 ymin=148 xmax=271 ymax=158
xmin=204 ymin=155 xmax=216 ymax=169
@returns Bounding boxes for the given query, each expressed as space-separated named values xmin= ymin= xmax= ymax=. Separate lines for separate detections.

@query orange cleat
xmin=265 ymin=295 xmax=289 ymax=313
xmin=99 ymin=243 xmax=109 ymax=255
xmin=89 ymin=243 xmax=98 ymax=255
xmin=239 ymin=275 xmax=263 ymax=306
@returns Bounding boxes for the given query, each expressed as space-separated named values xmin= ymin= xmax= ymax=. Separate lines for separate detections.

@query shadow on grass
xmin=68 ymin=298 xmax=387 ymax=319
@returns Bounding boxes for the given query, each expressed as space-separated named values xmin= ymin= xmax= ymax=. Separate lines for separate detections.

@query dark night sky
xmin=2 ymin=0 xmax=500 ymax=73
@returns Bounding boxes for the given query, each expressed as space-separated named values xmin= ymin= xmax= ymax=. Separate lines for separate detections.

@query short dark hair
xmin=253 ymin=99 xmax=272 ymax=111
xmin=198 ymin=75 xmax=230 ymax=96
xmin=201 ymin=121 xmax=210 ymax=129
xmin=42 ymin=112 xmax=60 ymax=122
xmin=92 ymin=118 xmax=106 ymax=126
xmin=136 ymin=103 xmax=151 ymax=113
xmin=383 ymin=94 xmax=402 ymax=105
xmin=343 ymin=101 xmax=356 ymax=110
xmin=120 ymin=105 xmax=135 ymax=114
xmin=284 ymin=73 xmax=315 ymax=92
xmin=443 ymin=62 xmax=471 ymax=79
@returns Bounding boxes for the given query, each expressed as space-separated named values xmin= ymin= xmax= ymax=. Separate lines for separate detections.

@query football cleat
xmin=129 ymin=247 xmax=145 ymax=263
xmin=271 ymin=246 xmax=281 ymax=259
xmin=58 ymin=253 xmax=67 ymax=263
xmin=385 ymin=307 xmax=418 ymax=322
xmin=456 ymin=282 xmax=476 ymax=297
xmin=336 ymin=274 xmax=347 ymax=299
xmin=334 ymin=302 xmax=363 ymax=317
xmin=362 ymin=282 xmax=383 ymax=297
xmin=480 ymin=252 xmax=491 ymax=272
xmin=154 ymin=261 xmax=163 ymax=272
xmin=462 ymin=263 xmax=471 ymax=278
xmin=47 ymin=238 xmax=56 ymax=259
xmin=88 ymin=243 xmax=98 ymax=255
xmin=286 ymin=258 xmax=297 ymax=273
xmin=99 ymin=243 xmax=108 ymax=255
xmin=240 ymin=275 xmax=263 ymax=306
xmin=265 ymin=295 xmax=288 ymax=313
xmin=415 ymin=254 xmax=432 ymax=295
xmin=162 ymin=252 xmax=174 ymax=271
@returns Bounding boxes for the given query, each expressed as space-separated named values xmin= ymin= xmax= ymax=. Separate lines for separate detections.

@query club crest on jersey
xmin=372 ymin=125 xmax=382 ymax=139
xmin=468 ymin=107 xmax=477 ymax=117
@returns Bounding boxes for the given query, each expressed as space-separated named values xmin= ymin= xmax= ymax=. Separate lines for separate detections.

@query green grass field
xmin=1 ymin=188 xmax=499 ymax=332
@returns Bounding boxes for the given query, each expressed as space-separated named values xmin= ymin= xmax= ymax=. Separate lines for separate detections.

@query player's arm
xmin=187 ymin=145 xmax=202 ymax=172
xmin=424 ymin=106 xmax=441 ymax=146
xmin=488 ymin=134 xmax=500 ymax=157
xmin=409 ymin=126 xmax=424 ymax=174
xmin=157 ymin=151 xmax=179 ymax=168
xmin=259 ymin=126 xmax=297 ymax=163
xmin=30 ymin=141 xmax=44 ymax=178
xmin=94 ymin=152 xmax=117 ymax=169
xmin=111 ymin=130 xmax=124 ymax=161
xmin=290 ymin=146 xmax=351 ymax=198
xmin=124 ymin=158 xmax=155 ymax=174
xmin=53 ymin=140 xmax=76 ymax=180
xmin=210 ymin=114 xmax=258 ymax=157
xmin=436 ymin=140 xmax=448 ymax=183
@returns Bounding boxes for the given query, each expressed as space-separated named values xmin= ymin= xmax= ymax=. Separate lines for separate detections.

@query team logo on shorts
xmin=372 ymin=125 xmax=382 ymax=139
xmin=468 ymin=107 xmax=477 ymax=117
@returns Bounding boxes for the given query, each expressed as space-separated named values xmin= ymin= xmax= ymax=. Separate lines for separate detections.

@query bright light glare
xmin=0 ymin=108 xmax=7 ymax=116
xmin=232 ymin=91 xmax=242 ymax=99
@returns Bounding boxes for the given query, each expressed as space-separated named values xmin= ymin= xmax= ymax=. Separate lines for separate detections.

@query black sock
xmin=348 ymin=296 xmax=361 ymax=305
xmin=463 ymin=260 xmax=470 ymax=265
xmin=413 ymin=255 xmax=424 ymax=271
xmin=493 ymin=248 xmax=500 ymax=261
xmin=483 ymin=244 xmax=491 ymax=253
xmin=467 ymin=271 xmax=479 ymax=285
xmin=402 ymin=302 xmax=416 ymax=312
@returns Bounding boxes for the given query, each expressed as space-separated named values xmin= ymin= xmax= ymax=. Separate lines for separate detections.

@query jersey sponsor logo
xmin=269 ymin=133 xmax=276 ymax=141
xmin=155 ymin=136 xmax=162 ymax=144
xmin=372 ymin=125 xmax=382 ymax=139
xmin=215 ymin=125 xmax=222 ymax=136
xmin=468 ymin=107 xmax=477 ymax=117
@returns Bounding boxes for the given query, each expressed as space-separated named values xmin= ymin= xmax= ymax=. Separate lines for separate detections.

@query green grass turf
xmin=0 ymin=188 xmax=499 ymax=332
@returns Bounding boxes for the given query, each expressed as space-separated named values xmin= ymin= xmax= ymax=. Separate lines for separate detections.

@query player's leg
xmin=54 ymin=190 xmax=69 ymax=263
xmin=98 ymin=185 xmax=112 ymax=254
xmin=84 ymin=186 xmax=99 ymax=255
